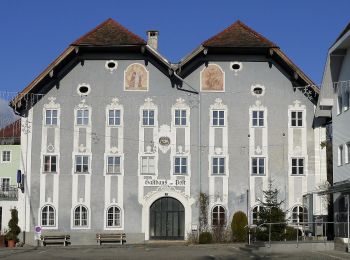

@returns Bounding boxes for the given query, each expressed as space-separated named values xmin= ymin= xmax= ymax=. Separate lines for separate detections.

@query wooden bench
xmin=41 ymin=235 xmax=70 ymax=246
xmin=96 ymin=233 xmax=126 ymax=245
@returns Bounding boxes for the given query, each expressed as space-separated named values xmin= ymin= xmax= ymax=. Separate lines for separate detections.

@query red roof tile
xmin=72 ymin=18 xmax=146 ymax=46
xmin=0 ymin=119 xmax=21 ymax=138
xmin=203 ymin=20 xmax=277 ymax=48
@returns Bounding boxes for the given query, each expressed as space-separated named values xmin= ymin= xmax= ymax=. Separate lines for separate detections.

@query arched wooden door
xmin=149 ymin=197 xmax=185 ymax=240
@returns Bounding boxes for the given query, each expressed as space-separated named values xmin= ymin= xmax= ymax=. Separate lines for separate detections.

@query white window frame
xmin=142 ymin=109 xmax=155 ymax=126
xmin=252 ymin=205 xmax=264 ymax=225
xmin=43 ymin=155 xmax=58 ymax=173
xmin=291 ymin=111 xmax=303 ymax=127
xmin=252 ymin=110 xmax=264 ymax=127
xmin=75 ymin=155 xmax=90 ymax=174
xmin=212 ymin=110 xmax=225 ymax=126
xmin=140 ymin=156 xmax=155 ymax=175
xmin=1 ymin=150 xmax=11 ymax=163
xmin=106 ymin=156 xmax=121 ymax=174
xmin=292 ymin=206 xmax=308 ymax=224
xmin=345 ymin=142 xmax=350 ymax=164
xmin=291 ymin=157 xmax=304 ymax=175
xmin=174 ymin=109 xmax=187 ymax=126
xmin=108 ymin=109 xmax=121 ymax=126
xmin=45 ymin=109 xmax=58 ymax=126
xmin=337 ymin=95 xmax=343 ymax=115
xmin=211 ymin=205 xmax=226 ymax=226
xmin=212 ymin=157 xmax=225 ymax=175
xmin=41 ymin=205 xmax=56 ymax=227
xmin=174 ymin=156 xmax=188 ymax=175
xmin=338 ymin=145 xmax=344 ymax=166
xmin=1 ymin=178 xmax=10 ymax=192
xmin=251 ymin=157 xmax=265 ymax=175
xmin=73 ymin=205 xmax=89 ymax=228
xmin=76 ymin=109 xmax=89 ymax=126
xmin=106 ymin=206 xmax=121 ymax=228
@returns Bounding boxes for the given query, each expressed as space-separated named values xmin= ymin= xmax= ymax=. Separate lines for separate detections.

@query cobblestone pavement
xmin=0 ymin=244 xmax=349 ymax=260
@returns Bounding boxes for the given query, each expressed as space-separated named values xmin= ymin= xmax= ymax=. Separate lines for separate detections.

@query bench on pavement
xmin=41 ymin=235 xmax=70 ymax=246
xmin=96 ymin=233 xmax=126 ymax=245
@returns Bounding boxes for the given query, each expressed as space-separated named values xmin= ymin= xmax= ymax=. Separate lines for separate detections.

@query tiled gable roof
xmin=0 ymin=119 xmax=21 ymax=138
xmin=72 ymin=18 xmax=146 ymax=46
xmin=203 ymin=20 xmax=277 ymax=48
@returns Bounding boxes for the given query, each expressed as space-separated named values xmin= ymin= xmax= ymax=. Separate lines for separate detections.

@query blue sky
xmin=0 ymin=0 xmax=349 ymax=94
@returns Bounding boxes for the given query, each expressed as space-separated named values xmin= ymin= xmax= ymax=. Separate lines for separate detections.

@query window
xmin=142 ymin=109 xmax=155 ymax=126
xmin=174 ymin=109 xmax=187 ymax=126
xmin=252 ymin=206 xmax=264 ymax=225
xmin=74 ymin=205 xmax=88 ymax=227
xmin=76 ymin=109 xmax=89 ymax=125
xmin=107 ymin=156 xmax=121 ymax=174
xmin=292 ymin=206 xmax=308 ymax=223
xmin=107 ymin=206 xmax=121 ymax=227
xmin=1 ymin=178 xmax=10 ymax=192
xmin=346 ymin=143 xmax=350 ymax=164
xmin=212 ymin=205 xmax=226 ymax=226
xmin=45 ymin=109 xmax=58 ymax=125
xmin=174 ymin=157 xmax=187 ymax=175
xmin=344 ymin=90 xmax=349 ymax=111
xmin=75 ymin=155 xmax=89 ymax=173
xmin=41 ymin=205 xmax=55 ymax=227
xmin=338 ymin=145 xmax=344 ymax=166
xmin=291 ymin=111 xmax=303 ymax=127
xmin=212 ymin=157 xmax=225 ymax=175
xmin=2 ymin=151 xmax=11 ymax=162
xmin=291 ymin=158 xmax=304 ymax=175
xmin=337 ymin=95 xmax=343 ymax=114
xmin=141 ymin=156 xmax=155 ymax=175
xmin=108 ymin=109 xmax=121 ymax=126
xmin=251 ymin=157 xmax=265 ymax=175
xmin=212 ymin=110 xmax=225 ymax=126
xmin=43 ymin=155 xmax=57 ymax=173
xmin=252 ymin=110 xmax=264 ymax=127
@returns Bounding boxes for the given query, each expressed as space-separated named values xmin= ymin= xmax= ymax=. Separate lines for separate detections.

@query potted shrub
xmin=5 ymin=208 xmax=21 ymax=248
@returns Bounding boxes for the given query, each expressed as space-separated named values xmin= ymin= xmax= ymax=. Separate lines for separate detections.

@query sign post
xmin=34 ymin=226 xmax=42 ymax=246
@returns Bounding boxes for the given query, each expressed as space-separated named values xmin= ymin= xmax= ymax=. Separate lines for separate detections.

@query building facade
xmin=0 ymin=120 xmax=21 ymax=234
xmin=11 ymin=19 xmax=327 ymax=245
xmin=317 ymin=22 xmax=350 ymax=238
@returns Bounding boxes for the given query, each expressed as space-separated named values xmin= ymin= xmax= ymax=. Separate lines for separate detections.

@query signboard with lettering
xmin=144 ymin=179 xmax=186 ymax=187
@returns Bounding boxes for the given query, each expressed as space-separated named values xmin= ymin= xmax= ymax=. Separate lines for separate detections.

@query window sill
xmin=42 ymin=172 xmax=58 ymax=174
xmin=74 ymin=172 xmax=90 ymax=174
xmin=173 ymin=173 xmax=188 ymax=176
xmin=106 ymin=172 xmax=122 ymax=175
xmin=141 ymin=173 xmax=156 ymax=176
xmin=211 ymin=174 xmax=226 ymax=176
xmin=251 ymin=174 xmax=266 ymax=177
xmin=290 ymin=174 xmax=306 ymax=176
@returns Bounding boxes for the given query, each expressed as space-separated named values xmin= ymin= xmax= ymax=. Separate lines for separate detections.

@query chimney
xmin=147 ymin=30 xmax=159 ymax=50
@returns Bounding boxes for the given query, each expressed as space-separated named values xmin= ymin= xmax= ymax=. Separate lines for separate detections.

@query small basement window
xmin=77 ymin=84 xmax=91 ymax=96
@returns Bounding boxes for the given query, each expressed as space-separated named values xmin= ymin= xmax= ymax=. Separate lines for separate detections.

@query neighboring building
xmin=10 ymin=19 xmax=327 ymax=245
xmin=0 ymin=120 xmax=21 ymax=234
xmin=316 ymin=22 xmax=350 ymax=238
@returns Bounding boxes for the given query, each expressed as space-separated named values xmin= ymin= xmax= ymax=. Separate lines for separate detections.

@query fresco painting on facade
xmin=200 ymin=64 xmax=225 ymax=92
xmin=124 ymin=63 xmax=149 ymax=91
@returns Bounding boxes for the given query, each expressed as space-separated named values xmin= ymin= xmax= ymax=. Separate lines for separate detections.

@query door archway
xmin=149 ymin=197 xmax=185 ymax=240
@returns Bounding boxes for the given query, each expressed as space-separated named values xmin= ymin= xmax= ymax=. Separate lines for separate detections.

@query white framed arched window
xmin=292 ymin=206 xmax=308 ymax=223
xmin=107 ymin=206 xmax=121 ymax=227
xmin=74 ymin=205 xmax=88 ymax=227
xmin=41 ymin=205 xmax=56 ymax=227
xmin=252 ymin=206 xmax=264 ymax=225
xmin=212 ymin=205 xmax=226 ymax=226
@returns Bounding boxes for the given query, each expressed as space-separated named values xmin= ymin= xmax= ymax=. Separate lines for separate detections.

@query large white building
xmin=11 ymin=18 xmax=327 ymax=245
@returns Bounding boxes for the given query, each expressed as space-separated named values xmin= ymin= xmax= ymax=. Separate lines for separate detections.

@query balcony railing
xmin=0 ymin=185 xmax=18 ymax=201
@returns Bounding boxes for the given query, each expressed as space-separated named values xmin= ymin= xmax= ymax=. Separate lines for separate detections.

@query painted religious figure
xmin=201 ymin=64 xmax=224 ymax=91
xmin=124 ymin=63 xmax=148 ymax=91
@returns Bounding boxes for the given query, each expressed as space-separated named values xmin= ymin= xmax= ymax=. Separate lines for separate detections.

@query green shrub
xmin=231 ymin=211 xmax=248 ymax=242
xmin=5 ymin=208 xmax=21 ymax=242
xmin=284 ymin=226 xmax=298 ymax=241
xmin=199 ymin=232 xmax=212 ymax=244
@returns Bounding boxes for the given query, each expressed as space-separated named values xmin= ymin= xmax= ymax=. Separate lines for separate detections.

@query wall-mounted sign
xmin=144 ymin=179 xmax=186 ymax=187
xmin=159 ymin=136 xmax=170 ymax=146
